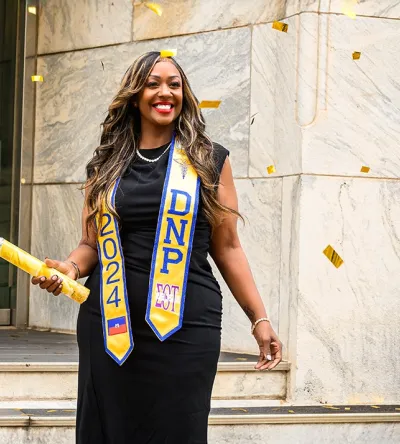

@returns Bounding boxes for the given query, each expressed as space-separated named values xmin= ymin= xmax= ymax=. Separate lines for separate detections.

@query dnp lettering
xmin=160 ymin=189 xmax=191 ymax=274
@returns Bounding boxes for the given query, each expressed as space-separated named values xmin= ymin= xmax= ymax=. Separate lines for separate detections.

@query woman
xmin=32 ymin=51 xmax=282 ymax=444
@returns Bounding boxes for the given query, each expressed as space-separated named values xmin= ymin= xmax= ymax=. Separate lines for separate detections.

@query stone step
xmin=0 ymin=405 xmax=399 ymax=444
xmin=0 ymin=358 xmax=289 ymax=401
xmin=0 ymin=329 xmax=289 ymax=402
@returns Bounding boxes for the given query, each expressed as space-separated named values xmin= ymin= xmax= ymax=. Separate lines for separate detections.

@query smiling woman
xmin=31 ymin=51 xmax=282 ymax=444
xmin=137 ymin=64 xmax=183 ymax=125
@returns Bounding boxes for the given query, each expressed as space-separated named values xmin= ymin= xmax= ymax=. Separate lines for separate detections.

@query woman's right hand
xmin=31 ymin=258 xmax=78 ymax=297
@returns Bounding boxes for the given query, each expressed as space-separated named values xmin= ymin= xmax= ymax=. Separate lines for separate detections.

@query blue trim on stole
xmin=97 ymin=177 xmax=134 ymax=365
xmin=145 ymin=135 xmax=200 ymax=341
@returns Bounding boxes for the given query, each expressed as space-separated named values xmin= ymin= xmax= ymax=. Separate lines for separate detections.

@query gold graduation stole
xmin=97 ymin=179 xmax=134 ymax=365
xmin=97 ymin=135 xmax=199 ymax=364
xmin=145 ymin=136 xmax=200 ymax=340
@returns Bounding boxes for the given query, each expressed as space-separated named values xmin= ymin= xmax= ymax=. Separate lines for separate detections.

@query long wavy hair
xmin=82 ymin=51 xmax=241 ymax=237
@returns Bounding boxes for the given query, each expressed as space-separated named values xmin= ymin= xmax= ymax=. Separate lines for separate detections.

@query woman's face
xmin=137 ymin=60 xmax=183 ymax=128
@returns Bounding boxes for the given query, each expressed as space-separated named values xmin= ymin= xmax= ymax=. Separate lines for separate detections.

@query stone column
xmin=265 ymin=1 xmax=400 ymax=404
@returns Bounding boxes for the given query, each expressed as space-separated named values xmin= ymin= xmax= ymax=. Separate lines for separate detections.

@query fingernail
xmin=52 ymin=275 xmax=57 ymax=281
xmin=266 ymin=355 xmax=272 ymax=361
xmin=40 ymin=277 xmax=45 ymax=282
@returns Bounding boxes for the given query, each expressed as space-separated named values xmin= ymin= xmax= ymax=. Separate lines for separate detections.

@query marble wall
xmin=2 ymin=423 xmax=400 ymax=444
xmin=209 ymin=422 xmax=400 ymax=444
xmin=29 ymin=185 xmax=84 ymax=331
xmin=29 ymin=0 xmax=400 ymax=405
xmin=289 ymin=176 xmax=400 ymax=404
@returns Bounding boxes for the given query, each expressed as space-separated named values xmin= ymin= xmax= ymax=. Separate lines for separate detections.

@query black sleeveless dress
xmin=76 ymin=142 xmax=229 ymax=444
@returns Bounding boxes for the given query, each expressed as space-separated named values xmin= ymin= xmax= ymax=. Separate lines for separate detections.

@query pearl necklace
xmin=136 ymin=142 xmax=171 ymax=163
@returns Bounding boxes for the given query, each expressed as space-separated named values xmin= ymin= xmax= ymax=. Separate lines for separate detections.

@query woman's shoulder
xmin=212 ymin=141 xmax=230 ymax=175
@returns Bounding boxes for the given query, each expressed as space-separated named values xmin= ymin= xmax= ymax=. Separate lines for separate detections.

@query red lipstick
xmin=152 ymin=102 xmax=174 ymax=114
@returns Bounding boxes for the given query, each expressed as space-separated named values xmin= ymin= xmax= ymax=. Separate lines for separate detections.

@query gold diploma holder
xmin=0 ymin=238 xmax=89 ymax=304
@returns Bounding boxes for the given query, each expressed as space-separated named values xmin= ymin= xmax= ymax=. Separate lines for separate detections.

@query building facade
xmin=1 ymin=0 xmax=400 ymax=406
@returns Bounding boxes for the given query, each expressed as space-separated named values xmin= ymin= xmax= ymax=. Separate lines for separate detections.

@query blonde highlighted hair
xmin=82 ymin=51 xmax=240 ymax=237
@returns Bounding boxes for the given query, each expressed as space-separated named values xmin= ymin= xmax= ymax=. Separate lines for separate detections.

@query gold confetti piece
xmin=21 ymin=178 xmax=26 ymax=184
xmin=199 ymin=101 xmax=221 ymax=109
xmin=342 ymin=8 xmax=356 ymax=19
xmin=288 ymin=410 xmax=295 ymax=414
xmin=272 ymin=21 xmax=288 ymax=33
xmin=28 ymin=6 xmax=37 ymax=14
xmin=345 ymin=407 xmax=351 ymax=410
xmin=31 ymin=75 xmax=43 ymax=82
xmin=47 ymin=410 xmax=57 ymax=413
xmin=231 ymin=408 xmax=248 ymax=413
xmin=267 ymin=165 xmax=276 ymax=174
xmin=370 ymin=405 xmax=380 ymax=409
xmin=360 ymin=166 xmax=370 ymax=173
xmin=160 ymin=49 xmax=177 ymax=58
xmin=395 ymin=408 xmax=400 ymax=411
xmin=235 ymin=357 xmax=247 ymax=361
xmin=323 ymin=245 xmax=344 ymax=269
xmin=144 ymin=2 xmax=162 ymax=16
xmin=62 ymin=409 xmax=76 ymax=412
xmin=352 ymin=51 xmax=361 ymax=60
xmin=323 ymin=406 xmax=341 ymax=410
xmin=341 ymin=0 xmax=358 ymax=19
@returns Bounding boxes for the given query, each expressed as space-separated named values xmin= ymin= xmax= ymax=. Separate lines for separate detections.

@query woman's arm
xmin=210 ymin=158 xmax=282 ymax=370
xmin=31 ymin=185 xmax=99 ymax=295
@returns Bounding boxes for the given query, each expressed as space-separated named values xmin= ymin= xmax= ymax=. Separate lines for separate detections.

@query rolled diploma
xmin=0 ymin=238 xmax=89 ymax=304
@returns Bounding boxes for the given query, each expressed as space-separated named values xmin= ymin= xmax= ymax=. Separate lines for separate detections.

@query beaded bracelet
xmin=251 ymin=317 xmax=270 ymax=335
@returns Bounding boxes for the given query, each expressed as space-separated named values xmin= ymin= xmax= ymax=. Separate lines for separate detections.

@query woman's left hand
xmin=253 ymin=321 xmax=282 ymax=371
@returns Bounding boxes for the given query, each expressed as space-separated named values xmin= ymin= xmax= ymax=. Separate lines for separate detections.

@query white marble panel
xmin=212 ymin=370 xmax=286 ymax=399
xmin=29 ymin=185 xmax=84 ymax=332
xmin=286 ymin=0 xmax=322 ymax=15
xmin=209 ymin=423 xmax=400 ymax=444
xmin=302 ymin=15 xmax=400 ymax=177
xmin=216 ymin=178 xmax=282 ymax=353
xmin=0 ymin=423 xmax=399 ymax=444
xmin=133 ymin=0 xmax=400 ymax=42
xmin=0 ymin=371 xmax=77 ymax=401
xmin=133 ymin=0 xmax=287 ymax=40
xmin=34 ymin=28 xmax=251 ymax=183
xmin=287 ymin=0 xmax=400 ymax=17
xmin=0 ymin=428 xmax=75 ymax=444
xmin=329 ymin=0 xmax=400 ymax=18
xmin=38 ymin=0 xmax=132 ymax=54
xmin=134 ymin=0 xmax=400 ymax=42
xmin=249 ymin=18 xmax=301 ymax=178
xmin=293 ymin=176 xmax=400 ymax=404
xmin=1 ymin=423 xmax=400 ymax=443
xmin=278 ymin=176 xmax=301 ymax=362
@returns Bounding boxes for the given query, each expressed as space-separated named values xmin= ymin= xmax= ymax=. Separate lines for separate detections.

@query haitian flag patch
xmin=107 ymin=316 xmax=128 ymax=336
